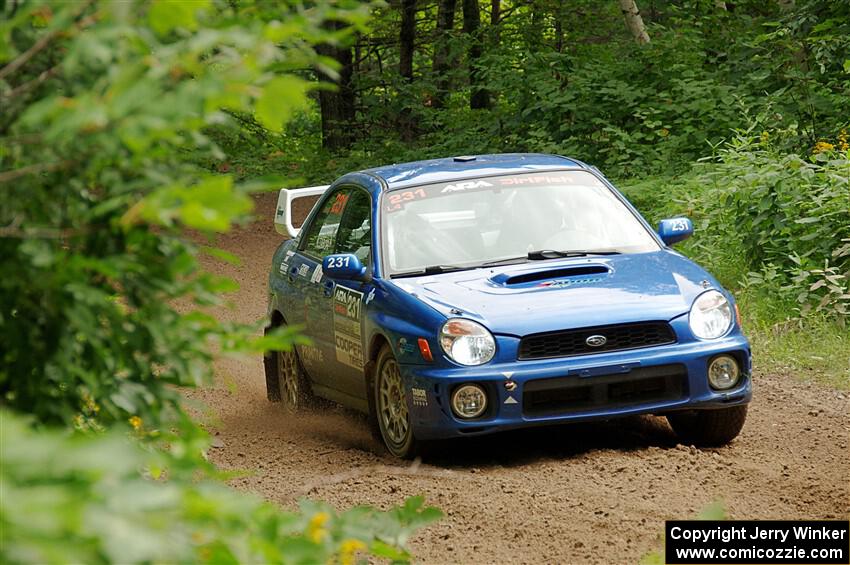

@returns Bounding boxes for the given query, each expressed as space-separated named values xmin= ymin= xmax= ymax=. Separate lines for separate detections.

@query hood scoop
xmin=493 ymin=265 xmax=611 ymax=286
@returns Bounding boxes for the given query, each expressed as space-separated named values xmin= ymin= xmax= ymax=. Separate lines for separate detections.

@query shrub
xmin=622 ymin=129 xmax=849 ymax=322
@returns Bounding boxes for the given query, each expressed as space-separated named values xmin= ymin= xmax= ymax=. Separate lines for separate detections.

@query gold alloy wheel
xmin=277 ymin=348 xmax=300 ymax=408
xmin=378 ymin=358 xmax=409 ymax=446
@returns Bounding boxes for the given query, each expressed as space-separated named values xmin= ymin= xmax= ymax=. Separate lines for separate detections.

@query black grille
xmin=523 ymin=364 xmax=687 ymax=416
xmin=518 ymin=321 xmax=676 ymax=360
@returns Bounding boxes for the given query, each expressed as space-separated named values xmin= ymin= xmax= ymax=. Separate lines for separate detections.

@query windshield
xmin=381 ymin=170 xmax=659 ymax=276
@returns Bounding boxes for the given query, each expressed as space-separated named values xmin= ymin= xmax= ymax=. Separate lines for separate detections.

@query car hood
xmin=388 ymin=250 xmax=718 ymax=336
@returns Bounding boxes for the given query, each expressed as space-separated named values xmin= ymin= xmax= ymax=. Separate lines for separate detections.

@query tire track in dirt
xmin=192 ymin=192 xmax=850 ymax=564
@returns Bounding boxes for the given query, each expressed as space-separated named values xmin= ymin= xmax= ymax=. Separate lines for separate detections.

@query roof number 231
xmin=671 ymin=219 xmax=689 ymax=232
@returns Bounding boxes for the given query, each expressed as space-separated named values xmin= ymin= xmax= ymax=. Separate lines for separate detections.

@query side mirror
xmin=323 ymin=253 xmax=370 ymax=281
xmin=657 ymin=217 xmax=694 ymax=246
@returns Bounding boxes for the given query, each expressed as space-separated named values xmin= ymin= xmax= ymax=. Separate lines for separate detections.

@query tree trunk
xmin=554 ymin=0 xmax=564 ymax=53
xmin=462 ymin=0 xmax=490 ymax=109
xmin=618 ymin=0 xmax=650 ymax=44
xmin=432 ymin=0 xmax=457 ymax=109
xmin=399 ymin=0 xmax=416 ymax=81
xmin=316 ymin=22 xmax=355 ymax=150
xmin=490 ymin=0 xmax=501 ymax=42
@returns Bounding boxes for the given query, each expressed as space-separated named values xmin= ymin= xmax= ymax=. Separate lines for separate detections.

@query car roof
xmin=360 ymin=153 xmax=587 ymax=190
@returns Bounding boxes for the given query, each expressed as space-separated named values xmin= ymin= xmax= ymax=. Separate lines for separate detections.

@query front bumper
xmin=402 ymin=335 xmax=752 ymax=440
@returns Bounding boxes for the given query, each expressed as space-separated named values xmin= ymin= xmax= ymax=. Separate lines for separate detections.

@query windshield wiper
xmin=527 ymin=249 xmax=622 ymax=260
xmin=479 ymin=255 xmax=530 ymax=267
xmin=391 ymin=264 xmax=473 ymax=278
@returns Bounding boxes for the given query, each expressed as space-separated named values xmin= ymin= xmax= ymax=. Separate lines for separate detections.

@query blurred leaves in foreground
xmin=0 ymin=1 xmax=438 ymax=562
xmin=0 ymin=409 xmax=442 ymax=564
xmin=0 ymin=0 xmax=371 ymax=431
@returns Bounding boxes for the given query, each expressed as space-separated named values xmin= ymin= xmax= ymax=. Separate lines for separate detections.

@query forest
xmin=215 ymin=0 xmax=849 ymax=378
xmin=0 ymin=0 xmax=848 ymax=563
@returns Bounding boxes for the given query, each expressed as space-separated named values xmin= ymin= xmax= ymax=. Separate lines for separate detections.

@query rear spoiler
xmin=274 ymin=185 xmax=329 ymax=238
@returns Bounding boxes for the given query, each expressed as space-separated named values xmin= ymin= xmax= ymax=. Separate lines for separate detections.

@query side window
xmin=300 ymin=188 xmax=351 ymax=259
xmin=335 ymin=189 xmax=372 ymax=265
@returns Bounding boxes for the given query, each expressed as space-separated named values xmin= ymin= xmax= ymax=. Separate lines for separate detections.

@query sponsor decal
xmin=365 ymin=287 xmax=376 ymax=305
xmin=504 ymin=395 xmax=518 ymax=405
xmin=397 ymin=337 xmax=416 ymax=354
xmin=384 ymin=188 xmax=427 ymax=212
xmin=440 ymin=180 xmax=493 ymax=193
xmin=279 ymin=250 xmax=296 ymax=274
xmin=497 ymin=174 xmax=577 ymax=186
xmin=333 ymin=286 xmax=364 ymax=369
xmin=384 ymin=172 xmax=598 ymax=214
xmin=315 ymin=233 xmax=335 ymax=253
xmin=538 ymin=277 xmax=604 ymax=288
xmin=330 ymin=192 xmax=349 ymax=215
xmin=411 ymin=387 xmax=428 ymax=407
xmin=297 ymin=263 xmax=310 ymax=278
xmin=299 ymin=344 xmax=324 ymax=370
xmin=310 ymin=264 xmax=323 ymax=283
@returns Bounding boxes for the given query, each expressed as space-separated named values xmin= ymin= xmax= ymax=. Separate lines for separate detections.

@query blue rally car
xmin=264 ymin=154 xmax=751 ymax=458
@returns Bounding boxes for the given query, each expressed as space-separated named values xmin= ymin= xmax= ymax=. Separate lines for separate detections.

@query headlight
xmin=439 ymin=319 xmax=496 ymax=365
xmin=451 ymin=384 xmax=488 ymax=418
xmin=708 ymin=355 xmax=741 ymax=390
xmin=689 ymin=290 xmax=733 ymax=339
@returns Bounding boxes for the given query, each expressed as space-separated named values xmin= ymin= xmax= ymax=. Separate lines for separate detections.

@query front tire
xmin=667 ymin=405 xmax=748 ymax=447
xmin=374 ymin=346 xmax=418 ymax=458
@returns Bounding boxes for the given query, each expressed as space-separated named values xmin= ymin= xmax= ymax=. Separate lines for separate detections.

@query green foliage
xmin=269 ymin=0 xmax=847 ymax=178
xmin=745 ymin=315 xmax=849 ymax=389
xmin=0 ymin=2 xmax=438 ymax=563
xmin=0 ymin=0 xmax=366 ymax=430
xmin=625 ymin=129 xmax=849 ymax=322
xmin=0 ymin=409 xmax=442 ymax=564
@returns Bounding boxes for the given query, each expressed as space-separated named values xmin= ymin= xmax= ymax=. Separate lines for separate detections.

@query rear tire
xmin=264 ymin=319 xmax=315 ymax=412
xmin=275 ymin=347 xmax=316 ymax=412
xmin=667 ymin=405 xmax=748 ymax=447
xmin=374 ymin=346 xmax=419 ymax=459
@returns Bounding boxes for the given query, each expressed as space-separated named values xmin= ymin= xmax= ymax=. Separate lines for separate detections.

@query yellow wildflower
xmin=838 ymin=129 xmax=848 ymax=152
xmin=759 ymin=131 xmax=770 ymax=145
xmin=82 ymin=392 xmax=99 ymax=414
xmin=813 ymin=141 xmax=834 ymax=154
xmin=306 ymin=511 xmax=329 ymax=543
xmin=129 ymin=416 xmax=143 ymax=430
xmin=339 ymin=538 xmax=367 ymax=565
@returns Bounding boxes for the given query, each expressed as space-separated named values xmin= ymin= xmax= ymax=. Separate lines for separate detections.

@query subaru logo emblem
xmin=586 ymin=335 xmax=607 ymax=347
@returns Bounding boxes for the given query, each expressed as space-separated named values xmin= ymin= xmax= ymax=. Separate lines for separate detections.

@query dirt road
xmin=194 ymin=193 xmax=849 ymax=564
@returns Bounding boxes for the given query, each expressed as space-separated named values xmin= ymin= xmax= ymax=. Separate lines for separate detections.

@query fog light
xmin=708 ymin=355 xmax=741 ymax=390
xmin=451 ymin=384 xmax=487 ymax=419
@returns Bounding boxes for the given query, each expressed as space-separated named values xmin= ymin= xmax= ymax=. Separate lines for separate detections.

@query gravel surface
xmin=191 ymin=193 xmax=850 ymax=564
